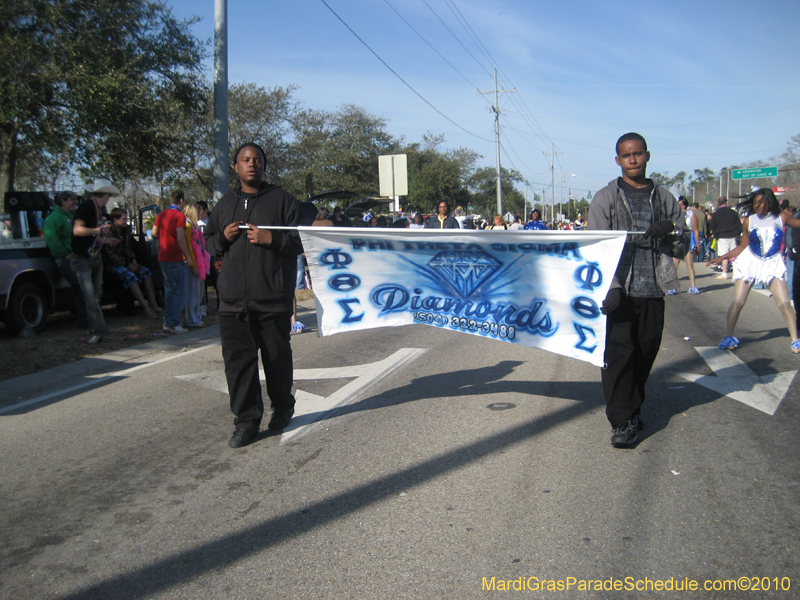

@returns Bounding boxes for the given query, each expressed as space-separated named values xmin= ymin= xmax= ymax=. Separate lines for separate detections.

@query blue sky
xmin=168 ymin=0 xmax=800 ymax=202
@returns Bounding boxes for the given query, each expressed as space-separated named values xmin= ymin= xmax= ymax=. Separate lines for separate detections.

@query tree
xmin=650 ymin=171 xmax=688 ymax=197
xmin=402 ymin=133 xmax=479 ymax=213
xmin=672 ymin=171 xmax=688 ymax=196
xmin=649 ymin=171 xmax=671 ymax=189
xmin=183 ymin=82 xmax=298 ymax=199
xmin=688 ymin=168 xmax=717 ymax=202
xmin=287 ymin=104 xmax=398 ymax=199
xmin=566 ymin=197 xmax=590 ymax=221
xmin=468 ymin=166 xmax=525 ymax=217
xmin=0 ymin=0 xmax=206 ymax=192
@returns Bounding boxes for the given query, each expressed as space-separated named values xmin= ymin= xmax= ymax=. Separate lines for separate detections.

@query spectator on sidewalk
xmin=44 ymin=191 xmax=87 ymax=329
xmin=196 ymin=200 xmax=209 ymax=231
xmin=709 ymin=197 xmax=741 ymax=279
xmin=667 ymin=197 xmax=701 ymax=295
xmin=182 ymin=203 xmax=210 ymax=328
xmin=312 ymin=207 xmax=334 ymax=227
xmin=781 ymin=200 xmax=796 ymax=296
xmin=424 ymin=200 xmax=461 ymax=229
xmin=692 ymin=202 xmax=709 ymax=261
xmin=153 ymin=190 xmax=192 ymax=334
xmin=331 ymin=206 xmax=352 ymax=227
xmin=102 ymin=208 xmax=161 ymax=318
xmin=71 ymin=180 xmax=122 ymax=344
xmin=487 ymin=214 xmax=508 ymax=230
xmin=524 ymin=209 xmax=548 ymax=231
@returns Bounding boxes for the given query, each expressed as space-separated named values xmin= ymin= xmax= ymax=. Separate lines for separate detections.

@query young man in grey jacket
xmin=588 ymin=133 xmax=687 ymax=448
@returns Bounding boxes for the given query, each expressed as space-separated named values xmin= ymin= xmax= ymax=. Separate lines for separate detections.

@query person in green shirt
xmin=43 ymin=191 xmax=87 ymax=328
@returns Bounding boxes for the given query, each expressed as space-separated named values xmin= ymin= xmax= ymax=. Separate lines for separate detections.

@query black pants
xmin=602 ymin=296 xmax=665 ymax=428
xmin=219 ymin=312 xmax=295 ymax=430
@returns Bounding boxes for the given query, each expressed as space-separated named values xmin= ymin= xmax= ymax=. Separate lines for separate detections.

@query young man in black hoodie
xmin=204 ymin=143 xmax=304 ymax=448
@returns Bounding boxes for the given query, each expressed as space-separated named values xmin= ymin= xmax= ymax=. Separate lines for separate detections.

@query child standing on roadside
xmin=182 ymin=204 xmax=210 ymax=328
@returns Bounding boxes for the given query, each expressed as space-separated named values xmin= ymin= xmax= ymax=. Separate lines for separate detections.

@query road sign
xmin=378 ymin=154 xmax=408 ymax=197
xmin=774 ymin=186 xmax=797 ymax=195
xmin=731 ymin=167 xmax=778 ymax=180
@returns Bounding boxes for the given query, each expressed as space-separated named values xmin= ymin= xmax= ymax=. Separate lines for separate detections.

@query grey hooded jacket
xmin=588 ymin=178 xmax=688 ymax=296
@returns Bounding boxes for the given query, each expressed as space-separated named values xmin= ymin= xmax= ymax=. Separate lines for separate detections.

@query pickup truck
xmin=0 ymin=193 xmax=162 ymax=334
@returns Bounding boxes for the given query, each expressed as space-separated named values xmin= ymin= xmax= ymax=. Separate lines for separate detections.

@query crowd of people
xmin=43 ymin=181 xmax=212 ymax=344
xmin=354 ymin=203 xmax=588 ymax=231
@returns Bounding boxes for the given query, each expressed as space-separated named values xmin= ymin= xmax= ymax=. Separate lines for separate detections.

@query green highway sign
xmin=731 ymin=167 xmax=778 ymax=180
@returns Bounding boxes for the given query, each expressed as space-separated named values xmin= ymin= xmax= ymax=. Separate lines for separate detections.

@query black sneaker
xmin=610 ymin=416 xmax=642 ymax=448
xmin=229 ymin=426 xmax=258 ymax=448
xmin=267 ymin=407 xmax=294 ymax=431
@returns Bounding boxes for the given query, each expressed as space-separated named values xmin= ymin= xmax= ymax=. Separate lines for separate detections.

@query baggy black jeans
xmin=219 ymin=312 xmax=295 ymax=430
xmin=602 ymin=295 xmax=665 ymax=428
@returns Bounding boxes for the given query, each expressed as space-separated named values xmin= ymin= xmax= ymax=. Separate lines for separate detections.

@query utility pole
xmin=212 ymin=0 xmax=229 ymax=204
xmin=542 ymin=189 xmax=546 ymax=218
xmin=543 ymin=144 xmax=561 ymax=223
xmin=478 ymin=70 xmax=515 ymax=215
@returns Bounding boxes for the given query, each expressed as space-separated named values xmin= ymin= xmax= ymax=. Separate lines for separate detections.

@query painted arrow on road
xmin=178 ymin=347 xmax=427 ymax=442
xmin=680 ymin=347 xmax=796 ymax=416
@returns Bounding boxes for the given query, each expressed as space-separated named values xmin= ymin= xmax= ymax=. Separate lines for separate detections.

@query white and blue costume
xmin=685 ymin=210 xmax=698 ymax=252
xmin=733 ymin=213 xmax=786 ymax=285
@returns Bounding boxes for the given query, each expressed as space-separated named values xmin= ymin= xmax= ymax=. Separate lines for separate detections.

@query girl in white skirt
xmin=708 ymin=188 xmax=800 ymax=353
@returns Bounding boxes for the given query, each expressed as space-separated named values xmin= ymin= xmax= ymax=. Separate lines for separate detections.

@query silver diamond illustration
xmin=428 ymin=250 xmax=502 ymax=297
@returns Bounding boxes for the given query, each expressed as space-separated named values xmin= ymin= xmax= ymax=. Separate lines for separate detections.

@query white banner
xmin=299 ymin=228 xmax=626 ymax=367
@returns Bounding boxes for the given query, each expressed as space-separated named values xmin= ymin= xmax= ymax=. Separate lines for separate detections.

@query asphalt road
xmin=1 ymin=265 xmax=798 ymax=599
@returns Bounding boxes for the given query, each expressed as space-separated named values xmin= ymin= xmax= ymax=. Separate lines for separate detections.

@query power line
xmin=444 ymin=0 xmax=498 ymax=74
xmin=421 ymin=0 xmax=492 ymax=79
xmin=382 ymin=0 xmax=488 ymax=104
xmin=440 ymin=1 xmax=556 ymax=150
xmin=319 ymin=0 xmax=492 ymax=143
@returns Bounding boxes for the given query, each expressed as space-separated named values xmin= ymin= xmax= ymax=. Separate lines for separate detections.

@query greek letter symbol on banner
xmin=573 ymin=323 xmax=597 ymax=353
xmin=328 ymin=274 xmax=361 ymax=292
xmin=574 ymin=261 xmax=603 ymax=291
xmin=337 ymin=298 xmax=364 ymax=323
xmin=319 ymin=249 xmax=353 ymax=270
xmin=571 ymin=296 xmax=601 ymax=320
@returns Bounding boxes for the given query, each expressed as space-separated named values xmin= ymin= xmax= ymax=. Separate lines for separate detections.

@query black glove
xmin=644 ymin=219 xmax=674 ymax=239
xmin=601 ymin=287 xmax=625 ymax=315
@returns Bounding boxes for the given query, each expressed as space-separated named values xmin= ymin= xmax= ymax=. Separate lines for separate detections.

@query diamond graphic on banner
xmin=429 ymin=250 xmax=502 ymax=297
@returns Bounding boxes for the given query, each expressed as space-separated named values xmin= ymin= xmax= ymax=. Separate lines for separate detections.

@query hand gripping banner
xmin=299 ymin=228 xmax=626 ymax=367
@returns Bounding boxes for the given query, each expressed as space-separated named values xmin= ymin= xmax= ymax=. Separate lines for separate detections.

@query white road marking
xmin=0 ymin=342 xmax=220 ymax=415
xmin=177 ymin=348 xmax=428 ymax=443
xmin=680 ymin=347 xmax=796 ymax=416
xmin=281 ymin=348 xmax=427 ymax=442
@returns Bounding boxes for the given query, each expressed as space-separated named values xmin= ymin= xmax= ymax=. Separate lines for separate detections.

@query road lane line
xmin=0 ymin=342 xmax=220 ymax=415
xmin=680 ymin=346 xmax=796 ymax=415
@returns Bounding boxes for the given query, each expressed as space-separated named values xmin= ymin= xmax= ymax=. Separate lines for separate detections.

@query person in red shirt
xmin=153 ymin=190 xmax=193 ymax=333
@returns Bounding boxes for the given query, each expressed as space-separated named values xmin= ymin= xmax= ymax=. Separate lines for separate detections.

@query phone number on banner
xmin=412 ymin=312 xmax=517 ymax=339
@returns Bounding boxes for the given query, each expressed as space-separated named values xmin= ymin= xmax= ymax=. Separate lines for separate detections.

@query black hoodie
xmin=204 ymin=183 xmax=303 ymax=314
